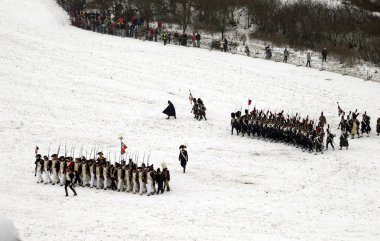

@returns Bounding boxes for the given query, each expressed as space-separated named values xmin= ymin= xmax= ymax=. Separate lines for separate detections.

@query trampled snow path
xmin=0 ymin=0 xmax=380 ymax=240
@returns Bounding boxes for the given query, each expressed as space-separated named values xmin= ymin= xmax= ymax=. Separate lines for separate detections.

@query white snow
xmin=1 ymin=0 xmax=380 ymax=241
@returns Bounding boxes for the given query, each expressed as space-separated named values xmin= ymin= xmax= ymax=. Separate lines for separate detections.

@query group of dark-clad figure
xmin=189 ymin=92 xmax=207 ymax=121
xmin=230 ymin=102 xmax=380 ymax=154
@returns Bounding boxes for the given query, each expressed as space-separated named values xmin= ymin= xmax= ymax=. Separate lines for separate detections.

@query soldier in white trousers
xmin=146 ymin=167 xmax=155 ymax=196
xmin=59 ymin=158 xmax=66 ymax=186
xmin=43 ymin=156 xmax=52 ymax=184
xmin=96 ymin=162 xmax=103 ymax=189
xmin=90 ymin=161 xmax=96 ymax=188
xmin=117 ymin=165 xmax=124 ymax=192
xmin=35 ymin=154 xmax=43 ymax=183
xmin=50 ymin=154 xmax=59 ymax=185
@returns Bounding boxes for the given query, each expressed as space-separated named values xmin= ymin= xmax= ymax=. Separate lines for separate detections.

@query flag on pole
xmin=121 ymin=142 xmax=127 ymax=155
xmin=248 ymin=99 xmax=252 ymax=106
xmin=35 ymin=146 xmax=39 ymax=155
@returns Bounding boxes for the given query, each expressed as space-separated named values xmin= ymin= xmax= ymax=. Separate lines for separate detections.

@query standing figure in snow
xmin=283 ymin=48 xmax=289 ymax=63
xmin=146 ymin=165 xmax=155 ymax=196
xmin=318 ymin=112 xmax=327 ymax=128
xmin=196 ymin=98 xmax=207 ymax=121
xmin=59 ymin=156 xmax=66 ymax=186
xmin=222 ymin=38 xmax=228 ymax=52
xmin=163 ymin=101 xmax=176 ymax=119
xmin=306 ymin=52 xmax=311 ymax=67
xmin=90 ymin=160 xmax=96 ymax=188
xmin=65 ymin=167 xmax=77 ymax=197
xmin=326 ymin=128 xmax=335 ymax=150
xmin=162 ymin=162 xmax=171 ymax=191
xmin=361 ymin=111 xmax=371 ymax=137
xmin=179 ymin=145 xmax=188 ymax=173
xmin=43 ymin=155 xmax=52 ymax=184
xmin=117 ymin=164 xmax=124 ymax=192
xmin=195 ymin=33 xmax=201 ymax=48
xmin=132 ymin=168 xmax=139 ymax=194
xmin=377 ymin=118 xmax=380 ymax=136
xmin=35 ymin=154 xmax=43 ymax=183
xmin=265 ymin=45 xmax=272 ymax=59
xmin=96 ymin=162 xmax=103 ymax=189
xmin=351 ymin=111 xmax=360 ymax=139
xmin=339 ymin=132 xmax=349 ymax=150
xmin=245 ymin=45 xmax=250 ymax=56
xmin=51 ymin=154 xmax=59 ymax=185
xmin=321 ymin=48 xmax=328 ymax=62
xmin=156 ymin=168 xmax=165 ymax=194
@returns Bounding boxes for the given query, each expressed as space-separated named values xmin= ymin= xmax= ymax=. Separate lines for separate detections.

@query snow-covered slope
xmin=1 ymin=0 xmax=380 ymax=241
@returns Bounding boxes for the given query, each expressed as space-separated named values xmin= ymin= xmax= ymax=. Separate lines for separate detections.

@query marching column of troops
xmin=35 ymin=152 xmax=171 ymax=196
xmin=230 ymin=104 xmax=379 ymax=153
xmin=230 ymin=108 xmax=335 ymax=153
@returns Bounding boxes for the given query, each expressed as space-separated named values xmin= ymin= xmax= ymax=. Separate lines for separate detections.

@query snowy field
xmin=1 ymin=0 xmax=380 ymax=240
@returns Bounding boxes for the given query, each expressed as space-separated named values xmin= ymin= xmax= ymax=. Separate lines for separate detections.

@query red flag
xmin=35 ymin=146 xmax=39 ymax=155
xmin=121 ymin=142 xmax=127 ymax=155
xmin=248 ymin=99 xmax=252 ymax=106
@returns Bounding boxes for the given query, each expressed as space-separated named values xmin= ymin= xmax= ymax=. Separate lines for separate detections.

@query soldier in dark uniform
xmin=179 ymin=145 xmax=188 ymax=173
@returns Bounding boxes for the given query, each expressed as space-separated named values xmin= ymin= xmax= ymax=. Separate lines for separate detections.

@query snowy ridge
xmin=0 ymin=0 xmax=380 ymax=241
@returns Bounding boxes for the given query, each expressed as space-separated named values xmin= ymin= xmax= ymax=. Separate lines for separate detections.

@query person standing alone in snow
xmin=306 ymin=52 xmax=311 ymax=67
xmin=163 ymin=101 xmax=176 ymax=119
xmin=283 ymin=48 xmax=289 ymax=63
xmin=179 ymin=145 xmax=188 ymax=173
xmin=322 ymin=48 xmax=327 ymax=62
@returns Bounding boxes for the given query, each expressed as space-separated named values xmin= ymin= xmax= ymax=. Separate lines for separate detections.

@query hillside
xmin=0 ymin=0 xmax=380 ymax=241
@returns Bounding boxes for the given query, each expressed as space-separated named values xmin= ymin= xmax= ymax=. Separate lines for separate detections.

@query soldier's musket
xmin=57 ymin=141 xmax=61 ymax=156
xmin=93 ymin=145 xmax=97 ymax=159
xmin=79 ymin=146 xmax=83 ymax=158
xmin=47 ymin=141 xmax=51 ymax=160
xmin=64 ymin=145 xmax=67 ymax=157
xmin=143 ymin=152 xmax=146 ymax=164
xmin=72 ymin=146 xmax=75 ymax=159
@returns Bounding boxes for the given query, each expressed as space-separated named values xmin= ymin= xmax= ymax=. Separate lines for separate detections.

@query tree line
xmin=65 ymin=0 xmax=380 ymax=64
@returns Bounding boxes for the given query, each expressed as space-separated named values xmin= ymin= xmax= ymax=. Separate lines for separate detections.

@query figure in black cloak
xmin=179 ymin=145 xmax=188 ymax=173
xmin=163 ymin=101 xmax=176 ymax=119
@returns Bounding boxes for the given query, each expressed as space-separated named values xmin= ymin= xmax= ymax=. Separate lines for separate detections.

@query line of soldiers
xmin=230 ymin=108 xmax=349 ymax=153
xmin=34 ymin=152 xmax=171 ymax=196
xmin=189 ymin=94 xmax=207 ymax=121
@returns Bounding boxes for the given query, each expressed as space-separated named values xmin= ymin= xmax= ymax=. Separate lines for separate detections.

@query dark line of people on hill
xmin=57 ymin=1 xmax=202 ymax=47
xmin=34 ymin=152 xmax=171 ymax=197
